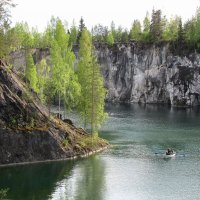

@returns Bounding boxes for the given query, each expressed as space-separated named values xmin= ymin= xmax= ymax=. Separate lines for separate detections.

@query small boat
xmin=164 ymin=148 xmax=176 ymax=157
xmin=165 ymin=152 xmax=176 ymax=157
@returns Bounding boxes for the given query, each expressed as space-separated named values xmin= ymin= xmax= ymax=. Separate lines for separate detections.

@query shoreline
xmin=0 ymin=146 xmax=109 ymax=168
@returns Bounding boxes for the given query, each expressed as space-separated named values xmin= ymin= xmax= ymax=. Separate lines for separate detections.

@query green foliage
xmin=13 ymin=22 xmax=34 ymax=49
xmin=142 ymin=12 xmax=150 ymax=42
xmin=37 ymin=58 xmax=50 ymax=102
xmin=121 ymin=30 xmax=129 ymax=43
xmin=129 ymin=20 xmax=142 ymax=41
xmin=25 ymin=52 xmax=38 ymax=92
xmin=150 ymin=9 xmax=163 ymax=42
xmin=50 ymin=19 xmax=81 ymax=114
xmin=77 ymin=17 xmax=85 ymax=42
xmin=32 ymin=27 xmax=43 ymax=48
xmin=162 ymin=16 xmax=180 ymax=42
xmin=77 ymin=29 xmax=107 ymax=135
xmin=62 ymin=139 xmax=69 ymax=147
xmin=43 ymin=79 xmax=56 ymax=115
xmin=92 ymin=24 xmax=108 ymax=43
xmin=105 ymin=32 xmax=114 ymax=46
xmin=0 ymin=188 xmax=9 ymax=200
xmin=78 ymin=135 xmax=98 ymax=148
xmin=0 ymin=0 xmax=15 ymax=59
xmin=69 ymin=20 xmax=78 ymax=45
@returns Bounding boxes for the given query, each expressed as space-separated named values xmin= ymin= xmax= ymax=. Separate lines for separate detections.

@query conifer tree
xmin=150 ymin=9 xmax=163 ymax=42
xmin=77 ymin=17 xmax=85 ymax=42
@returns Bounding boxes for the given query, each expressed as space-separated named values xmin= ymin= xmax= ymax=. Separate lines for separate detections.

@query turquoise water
xmin=1 ymin=104 xmax=200 ymax=200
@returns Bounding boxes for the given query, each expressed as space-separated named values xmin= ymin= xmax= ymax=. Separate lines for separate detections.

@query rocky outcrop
xmin=97 ymin=43 xmax=200 ymax=107
xmin=10 ymin=44 xmax=200 ymax=107
xmin=0 ymin=61 xmax=107 ymax=165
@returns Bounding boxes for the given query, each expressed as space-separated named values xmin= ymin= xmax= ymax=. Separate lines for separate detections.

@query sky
xmin=11 ymin=0 xmax=200 ymax=31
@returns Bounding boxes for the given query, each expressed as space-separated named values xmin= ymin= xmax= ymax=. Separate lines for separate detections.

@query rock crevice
xmin=97 ymin=43 xmax=200 ymax=107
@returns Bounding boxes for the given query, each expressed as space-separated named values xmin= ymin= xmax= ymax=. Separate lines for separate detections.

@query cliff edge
xmin=97 ymin=43 xmax=200 ymax=107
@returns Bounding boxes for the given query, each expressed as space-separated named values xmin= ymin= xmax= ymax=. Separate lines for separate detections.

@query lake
xmin=1 ymin=104 xmax=200 ymax=200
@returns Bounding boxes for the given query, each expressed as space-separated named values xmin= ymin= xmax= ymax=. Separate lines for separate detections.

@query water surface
xmin=1 ymin=104 xmax=200 ymax=200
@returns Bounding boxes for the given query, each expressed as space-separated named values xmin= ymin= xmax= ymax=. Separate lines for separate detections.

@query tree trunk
xmin=58 ymin=92 xmax=61 ymax=119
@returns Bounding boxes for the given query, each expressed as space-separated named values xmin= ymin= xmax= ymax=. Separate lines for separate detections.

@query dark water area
xmin=1 ymin=104 xmax=200 ymax=200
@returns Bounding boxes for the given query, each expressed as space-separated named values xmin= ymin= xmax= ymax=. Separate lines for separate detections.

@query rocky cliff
xmin=0 ymin=61 xmax=107 ymax=165
xmin=97 ymin=43 xmax=200 ymax=107
xmin=10 ymin=44 xmax=200 ymax=107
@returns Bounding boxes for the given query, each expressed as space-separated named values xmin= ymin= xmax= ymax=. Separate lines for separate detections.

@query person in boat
xmin=166 ymin=148 xmax=174 ymax=155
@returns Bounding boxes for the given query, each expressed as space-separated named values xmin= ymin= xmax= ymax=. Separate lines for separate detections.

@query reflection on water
xmin=1 ymin=103 xmax=200 ymax=200
xmin=50 ymin=156 xmax=105 ymax=200
xmin=0 ymin=161 xmax=75 ymax=200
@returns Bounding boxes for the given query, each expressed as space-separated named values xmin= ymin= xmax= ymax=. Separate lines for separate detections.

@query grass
xmin=77 ymin=135 xmax=108 ymax=149
xmin=62 ymin=139 xmax=69 ymax=147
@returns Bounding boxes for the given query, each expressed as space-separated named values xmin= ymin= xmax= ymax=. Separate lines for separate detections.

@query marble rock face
xmin=97 ymin=43 xmax=200 ymax=107
xmin=11 ymin=44 xmax=200 ymax=107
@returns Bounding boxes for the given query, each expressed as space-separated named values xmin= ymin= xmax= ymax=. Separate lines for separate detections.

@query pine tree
xmin=77 ymin=17 xmax=85 ymax=42
xmin=177 ymin=18 xmax=184 ymax=44
xmin=77 ymin=29 xmax=107 ymax=136
xmin=25 ymin=52 xmax=38 ymax=92
xmin=150 ymin=9 xmax=163 ymax=42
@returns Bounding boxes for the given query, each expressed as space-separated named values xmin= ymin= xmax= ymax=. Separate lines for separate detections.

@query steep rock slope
xmin=0 ymin=61 xmax=107 ymax=165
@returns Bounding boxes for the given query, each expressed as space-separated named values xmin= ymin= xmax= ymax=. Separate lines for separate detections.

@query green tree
xmin=12 ymin=22 xmax=34 ymax=49
xmin=115 ymin=26 xmax=123 ymax=42
xmin=129 ymin=20 xmax=142 ymax=41
xmin=88 ymin=55 xmax=107 ymax=135
xmin=105 ymin=32 xmax=114 ymax=46
xmin=32 ymin=27 xmax=42 ymax=48
xmin=142 ymin=12 xmax=150 ymax=42
xmin=92 ymin=24 xmax=108 ymax=43
xmin=121 ymin=29 xmax=129 ymax=43
xmin=150 ymin=9 xmax=163 ymax=42
xmin=77 ymin=29 xmax=107 ymax=136
xmin=51 ymin=19 xmax=80 ymax=116
xmin=110 ymin=22 xmax=123 ymax=43
xmin=0 ymin=0 xmax=15 ymax=59
xmin=43 ymin=79 xmax=56 ymax=116
xmin=37 ymin=58 xmax=50 ymax=102
xmin=77 ymin=17 xmax=85 ymax=42
xmin=110 ymin=21 xmax=116 ymax=42
xmin=162 ymin=16 xmax=179 ymax=42
xmin=69 ymin=19 xmax=78 ymax=45
xmin=25 ymin=52 xmax=38 ymax=92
